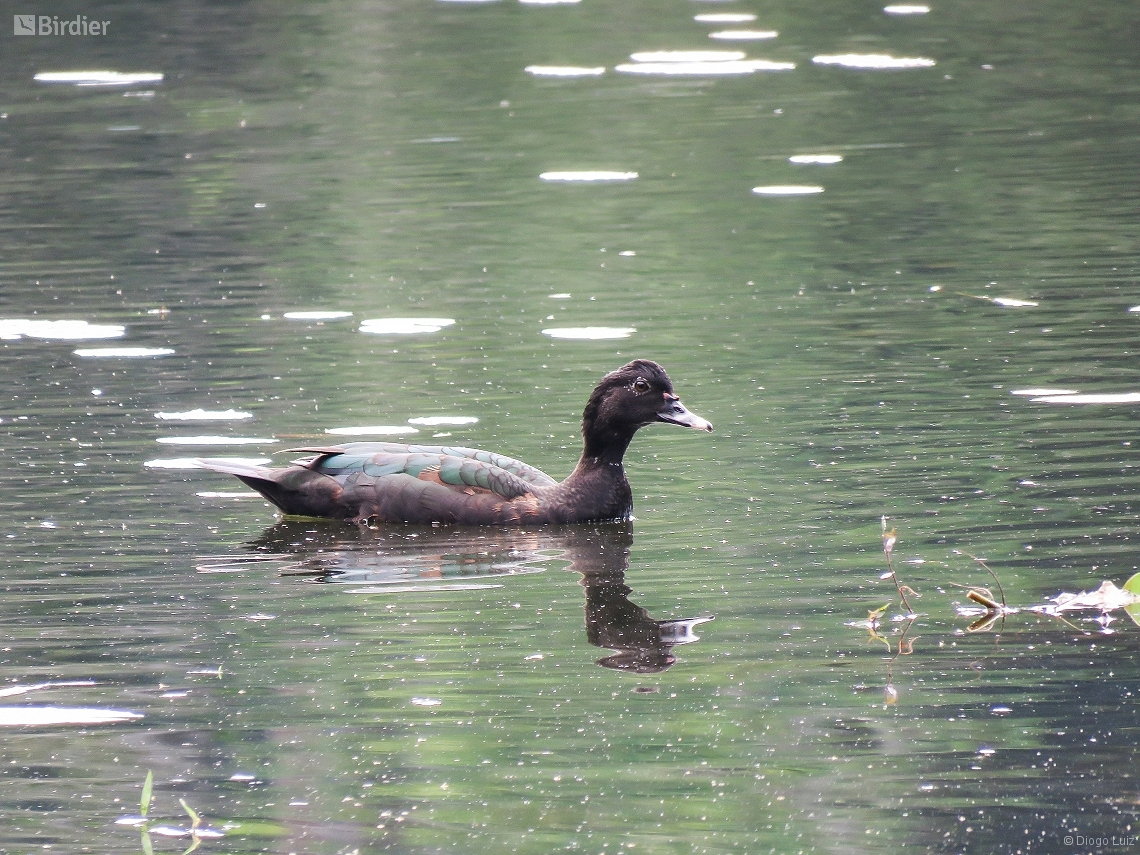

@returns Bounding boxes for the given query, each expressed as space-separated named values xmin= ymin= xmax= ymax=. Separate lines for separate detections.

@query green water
xmin=3 ymin=0 xmax=1140 ymax=852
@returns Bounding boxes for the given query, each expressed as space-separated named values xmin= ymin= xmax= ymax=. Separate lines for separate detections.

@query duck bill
xmin=656 ymin=398 xmax=713 ymax=432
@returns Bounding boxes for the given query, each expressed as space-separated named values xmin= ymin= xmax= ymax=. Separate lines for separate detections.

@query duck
xmin=193 ymin=359 xmax=712 ymax=525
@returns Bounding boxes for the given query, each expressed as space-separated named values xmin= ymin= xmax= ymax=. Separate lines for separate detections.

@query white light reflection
xmin=752 ymin=185 xmax=824 ymax=195
xmin=34 ymin=71 xmax=163 ymax=86
xmin=0 ymin=706 xmax=143 ymax=726
xmin=812 ymin=53 xmax=936 ymax=69
xmin=0 ymin=318 xmax=125 ymax=341
xmin=324 ymin=426 xmax=420 ymax=436
xmin=789 ymin=154 xmax=843 ymax=164
xmin=408 ymin=416 xmax=479 ymax=426
xmin=542 ymin=327 xmax=637 ymax=339
xmin=629 ymin=50 xmax=745 ymax=62
xmin=525 ymin=65 xmax=605 ymax=77
xmin=708 ymin=30 xmax=779 ymax=40
xmin=616 ymin=59 xmax=793 ymax=75
xmin=694 ymin=13 xmax=757 ymax=22
xmin=990 ymin=297 xmax=1038 ymax=307
xmin=73 ymin=346 xmax=174 ymax=357
xmin=155 ymin=409 xmax=253 ymax=421
xmin=155 ymin=436 xmax=277 ymax=446
xmin=359 ymin=318 xmax=455 ymax=334
xmin=283 ymin=311 xmax=353 ymax=320
xmin=540 ymin=171 xmax=638 ymax=181
xmin=145 ymin=457 xmax=271 ymax=470
xmin=1032 ymin=393 xmax=1140 ymax=404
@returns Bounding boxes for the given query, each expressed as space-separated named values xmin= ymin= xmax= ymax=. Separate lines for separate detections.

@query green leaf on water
xmin=180 ymin=797 xmax=201 ymax=829
xmin=1124 ymin=573 xmax=1140 ymax=625
xmin=140 ymin=770 xmax=153 ymax=818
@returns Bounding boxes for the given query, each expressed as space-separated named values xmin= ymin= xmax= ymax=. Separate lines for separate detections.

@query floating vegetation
xmin=541 ymin=326 xmax=637 ymax=339
xmin=957 ymin=561 xmax=1140 ymax=634
xmin=359 ymin=317 xmax=455 ymax=334
xmin=812 ymin=53 xmax=936 ymax=69
xmin=845 ymin=519 xmax=921 ymax=704
xmin=117 ymin=770 xmax=225 ymax=854
xmin=0 ymin=318 xmax=125 ymax=340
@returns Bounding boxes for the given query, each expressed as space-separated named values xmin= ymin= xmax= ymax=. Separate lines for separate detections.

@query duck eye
xmin=632 ymin=378 xmax=650 ymax=393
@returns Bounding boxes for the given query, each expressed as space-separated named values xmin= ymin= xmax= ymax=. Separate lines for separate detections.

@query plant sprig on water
xmin=122 ymin=771 xmax=222 ymax=855
xmin=881 ymin=516 xmax=918 ymax=615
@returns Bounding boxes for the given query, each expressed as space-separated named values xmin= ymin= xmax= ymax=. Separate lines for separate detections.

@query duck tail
xmin=193 ymin=458 xmax=272 ymax=480
xmin=194 ymin=458 xmax=289 ymax=510
xmin=193 ymin=458 xmax=347 ymax=519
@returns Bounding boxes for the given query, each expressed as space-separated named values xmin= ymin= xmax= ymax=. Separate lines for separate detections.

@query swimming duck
xmin=193 ymin=359 xmax=711 ymax=525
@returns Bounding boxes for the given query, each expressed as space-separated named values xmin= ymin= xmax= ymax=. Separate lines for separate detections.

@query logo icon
xmin=14 ymin=14 xmax=36 ymax=35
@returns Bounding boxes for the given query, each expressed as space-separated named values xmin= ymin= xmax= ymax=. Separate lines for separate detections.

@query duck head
xmin=581 ymin=360 xmax=712 ymax=462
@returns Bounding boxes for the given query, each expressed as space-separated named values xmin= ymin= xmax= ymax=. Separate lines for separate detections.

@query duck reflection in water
xmin=237 ymin=521 xmax=711 ymax=672
xmin=571 ymin=524 xmax=713 ymax=673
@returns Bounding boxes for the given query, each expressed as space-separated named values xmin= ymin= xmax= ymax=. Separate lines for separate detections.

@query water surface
xmin=2 ymin=0 xmax=1140 ymax=851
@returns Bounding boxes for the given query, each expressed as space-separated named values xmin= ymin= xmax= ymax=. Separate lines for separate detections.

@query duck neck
xmin=579 ymin=427 xmax=635 ymax=470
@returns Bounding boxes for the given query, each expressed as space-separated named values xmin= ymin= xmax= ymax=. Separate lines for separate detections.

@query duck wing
xmin=289 ymin=442 xmax=558 ymax=488
xmin=303 ymin=446 xmax=557 ymax=524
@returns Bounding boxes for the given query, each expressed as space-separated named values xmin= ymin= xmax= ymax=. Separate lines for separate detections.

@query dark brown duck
xmin=193 ymin=360 xmax=712 ymax=525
